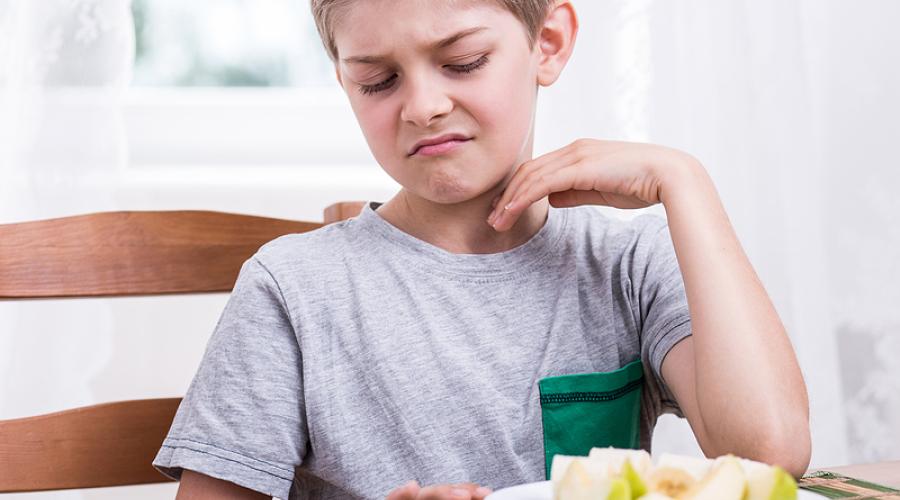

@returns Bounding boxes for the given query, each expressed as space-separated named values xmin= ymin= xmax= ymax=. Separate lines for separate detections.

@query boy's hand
xmin=386 ymin=480 xmax=493 ymax=500
xmin=487 ymin=138 xmax=697 ymax=231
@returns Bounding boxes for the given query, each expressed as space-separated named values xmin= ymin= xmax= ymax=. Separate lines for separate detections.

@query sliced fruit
xmin=551 ymin=455 xmax=613 ymax=483
xmin=646 ymin=466 xmax=697 ymax=497
xmin=738 ymin=458 xmax=771 ymax=478
xmin=589 ymin=447 xmax=653 ymax=474
xmin=679 ymin=455 xmax=746 ymax=500
xmin=656 ymin=453 xmax=713 ymax=481
xmin=554 ymin=459 xmax=592 ymax=500
xmin=554 ymin=460 xmax=631 ymax=500
xmin=551 ymin=455 xmax=579 ymax=484
xmin=745 ymin=465 xmax=798 ymax=500
xmin=621 ymin=458 xmax=648 ymax=498
xmin=640 ymin=494 xmax=675 ymax=500
xmin=606 ymin=477 xmax=631 ymax=500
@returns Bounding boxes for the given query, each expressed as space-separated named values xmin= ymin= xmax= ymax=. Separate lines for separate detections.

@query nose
xmin=399 ymin=70 xmax=453 ymax=128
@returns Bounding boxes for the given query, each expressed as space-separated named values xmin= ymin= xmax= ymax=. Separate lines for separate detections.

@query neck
xmin=375 ymin=189 xmax=550 ymax=255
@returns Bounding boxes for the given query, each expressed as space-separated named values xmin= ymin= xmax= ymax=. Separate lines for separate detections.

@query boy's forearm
xmin=657 ymin=158 xmax=811 ymax=474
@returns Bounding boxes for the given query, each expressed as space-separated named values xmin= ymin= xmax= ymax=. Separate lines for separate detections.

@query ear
xmin=536 ymin=0 xmax=578 ymax=87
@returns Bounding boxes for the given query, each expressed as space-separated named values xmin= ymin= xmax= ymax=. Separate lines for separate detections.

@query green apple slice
xmin=745 ymin=465 xmax=798 ymax=500
xmin=606 ymin=477 xmax=631 ymax=500
xmin=551 ymin=455 xmax=613 ymax=483
xmin=680 ymin=455 xmax=746 ymax=500
xmin=554 ymin=459 xmax=593 ymax=500
xmin=589 ymin=447 xmax=652 ymax=474
xmin=554 ymin=460 xmax=631 ymax=500
xmin=640 ymin=494 xmax=675 ymax=500
xmin=621 ymin=458 xmax=648 ymax=498
xmin=646 ymin=466 xmax=697 ymax=497
xmin=656 ymin=453 xmax=713 ymax=481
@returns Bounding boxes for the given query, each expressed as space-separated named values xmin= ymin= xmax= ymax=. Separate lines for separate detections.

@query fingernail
xmin=494 ymin=210 xmax=505 ymax=226
xmin=487 ymin=211 xmax=497 ymax=224
xmin=451 ymin=488 xmax=470 ymax=498
xmin=475 ymin=486 xmax=492 ymax=496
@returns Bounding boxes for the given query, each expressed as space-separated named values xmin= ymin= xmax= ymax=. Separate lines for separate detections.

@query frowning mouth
xmin=409 ymin=133 xmax=473 ymax=156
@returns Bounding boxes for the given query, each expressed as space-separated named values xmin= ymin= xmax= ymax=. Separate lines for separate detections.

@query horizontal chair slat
xmin=0 ymin=398 xmax=182 ymax=492
xmin=0 ymin=211 xmax=322 ymax=298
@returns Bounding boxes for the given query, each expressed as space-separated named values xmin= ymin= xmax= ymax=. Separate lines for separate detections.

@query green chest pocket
xmin=538 ymin=359 xmax=644 ymax=479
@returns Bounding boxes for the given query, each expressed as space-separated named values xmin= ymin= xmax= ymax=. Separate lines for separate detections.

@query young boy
xmin=152 ymin=1 xmax=812 ymax=499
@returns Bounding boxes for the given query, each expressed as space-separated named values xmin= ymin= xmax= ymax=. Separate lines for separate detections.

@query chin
xmin=419 ymin=168 xmax=483 ymax=204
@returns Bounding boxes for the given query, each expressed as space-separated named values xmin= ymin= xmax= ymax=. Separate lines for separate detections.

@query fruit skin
xmin=744 ymin=465 xmax=798 ymax=500
xmin=679 ymin=455 xmax=746 ymax=500
xmin=606 ymin=477 xmax=631 ymax=500
xmin=621 ymin=459 xmax=648 ymax=498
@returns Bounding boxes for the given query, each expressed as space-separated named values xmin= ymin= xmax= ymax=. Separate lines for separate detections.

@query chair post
xmin=323 ymin=201 xmax=367 ymax=224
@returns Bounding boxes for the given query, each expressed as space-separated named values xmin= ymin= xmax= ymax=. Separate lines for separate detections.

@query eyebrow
xmin=341 ymin=26 xmax=489 ymax=65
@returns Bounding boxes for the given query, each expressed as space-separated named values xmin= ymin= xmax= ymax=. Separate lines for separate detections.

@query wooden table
xmin=821 ymin=461 xmax=900 ymax=489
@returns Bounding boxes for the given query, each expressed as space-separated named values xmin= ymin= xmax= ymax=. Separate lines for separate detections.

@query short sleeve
xmin=153 ymin=257 xmax=305 ymax=500
xmin=631 ymin=216 xmax=692 ymax=417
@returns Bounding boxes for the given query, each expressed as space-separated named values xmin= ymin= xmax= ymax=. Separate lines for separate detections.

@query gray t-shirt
xmin=153 ymin=201 xmax=692 ymax=500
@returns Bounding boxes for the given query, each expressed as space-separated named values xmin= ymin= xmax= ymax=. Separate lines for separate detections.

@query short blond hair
xmin=310 ymin=0 xmax=556 ymax=62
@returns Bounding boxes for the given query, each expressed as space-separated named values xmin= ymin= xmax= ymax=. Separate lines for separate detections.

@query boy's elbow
xmin=753 ymin=416 xmax=812 ymax=479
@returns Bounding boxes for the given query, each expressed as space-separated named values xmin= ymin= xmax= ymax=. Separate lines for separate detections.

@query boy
xmin=153 ymin=1 xmax=812 ymax=499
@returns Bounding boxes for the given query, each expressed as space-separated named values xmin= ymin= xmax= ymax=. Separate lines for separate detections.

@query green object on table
xmin=538 ymin=358 xmax=644 ymax=480
xmin=800 ymin=471 xmax=900 ymax=498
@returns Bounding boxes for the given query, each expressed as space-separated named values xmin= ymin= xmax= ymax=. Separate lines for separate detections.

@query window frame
xmin=123 ymin=86 xmax=372 ymax=169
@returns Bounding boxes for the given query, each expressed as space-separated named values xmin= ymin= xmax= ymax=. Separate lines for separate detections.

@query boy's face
xmin=333 ymin=0 xmax=542 ymax=206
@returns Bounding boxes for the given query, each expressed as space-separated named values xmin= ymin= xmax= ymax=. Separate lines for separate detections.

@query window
xmin=131 ymin=0 xmax=333 ymax=87
xmin=125 ymin=0 xmax=369 ymax=168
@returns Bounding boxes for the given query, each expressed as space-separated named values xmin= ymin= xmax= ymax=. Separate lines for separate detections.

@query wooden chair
xmin=0 ymin=202 xmax=366 ymax=493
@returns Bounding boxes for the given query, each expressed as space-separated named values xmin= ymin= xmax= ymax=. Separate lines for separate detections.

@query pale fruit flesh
xmin=679 ymin=455 xmax=746 ymax=500
xmin=553 ymin=460 xmax=631 ymax=500
xmin=745 ymin=465 xmax=798 ymax=500
xmin=646 ymin=466 xmax=696 ymax=497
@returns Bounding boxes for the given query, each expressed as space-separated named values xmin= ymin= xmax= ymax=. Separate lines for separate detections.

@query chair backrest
xmin=0 ymin=202 xmax=366 ymax=493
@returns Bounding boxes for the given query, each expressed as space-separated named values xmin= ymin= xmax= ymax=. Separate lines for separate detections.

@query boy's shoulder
xmin=568 ymin=206 xmax=669 ymax=240
xmin=251 ymin=217 xmax=360 ymax=275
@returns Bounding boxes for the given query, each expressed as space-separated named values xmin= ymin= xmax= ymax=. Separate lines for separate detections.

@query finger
xmin=417 ymin=485 xmax=472 ymax=499
xmin=547 ymin=189 xmax=613 ymax=208
xmin=449 ymin=483 xmax=493 ymax=500
xmin=488 ymin=156 xmax=572 ymax=229
xmin=492 ymin=162 xmax=583 ymax=232
xmin=488 ymin=147 xmax=578 ymax=226
xmin=550 ymin=188 xmax=655 ymax=210
xmin=386 ymin=480 xmax=420 ymax=500
xmin=473 ymin=486 xmax=493 ymax=499
xmin=492 ymin=137 xmax=602 ymax=221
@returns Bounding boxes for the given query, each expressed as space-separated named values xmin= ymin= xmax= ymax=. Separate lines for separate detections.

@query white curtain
xmin=536 ymin=0 xmax=900 ymax=468
xmin=0 ymin=1 xmax=148 ymax=499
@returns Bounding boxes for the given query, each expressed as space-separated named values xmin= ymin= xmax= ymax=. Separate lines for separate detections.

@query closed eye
xmin=446 ymin=54 xmax=490 ymax=74
xmin=357 ymin=55 xmax=490 ymax=96
xmin=358 ymin=74 xmax=398 ymax=95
